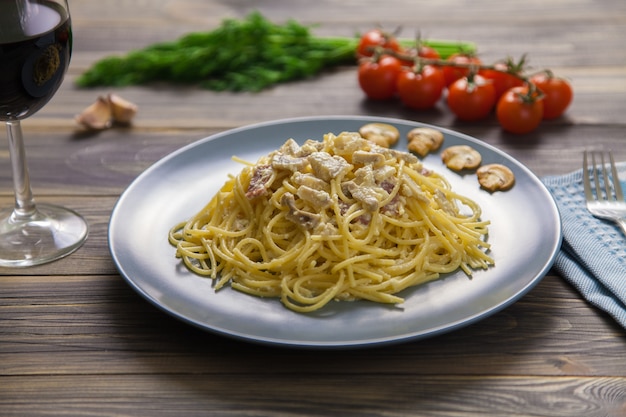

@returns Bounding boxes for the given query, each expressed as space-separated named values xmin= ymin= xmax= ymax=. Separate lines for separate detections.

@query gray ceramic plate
xmin=108 ymin=116 xmax=562 ymax=348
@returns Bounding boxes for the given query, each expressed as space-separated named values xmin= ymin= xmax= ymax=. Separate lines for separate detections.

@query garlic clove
xmin=75 ymin=96 xmax=112 ymax=130
xmin=108 ymin=93 xmax=138 ymax=124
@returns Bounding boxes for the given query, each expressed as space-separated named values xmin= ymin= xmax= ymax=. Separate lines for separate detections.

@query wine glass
xmin=0 ymin=0 xmax=87 ymax=267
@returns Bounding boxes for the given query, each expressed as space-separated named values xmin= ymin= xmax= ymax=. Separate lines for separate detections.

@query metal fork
xmin=583 ymin=151 xmax=626 ymax=237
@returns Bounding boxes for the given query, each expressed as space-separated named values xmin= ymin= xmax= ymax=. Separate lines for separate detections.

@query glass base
xmin=0 ymin=203 xmax=88 ymax=267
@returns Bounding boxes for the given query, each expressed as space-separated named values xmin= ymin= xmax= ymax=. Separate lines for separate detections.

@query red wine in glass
xmin=0 ymin=0 xmax=88 ymax=267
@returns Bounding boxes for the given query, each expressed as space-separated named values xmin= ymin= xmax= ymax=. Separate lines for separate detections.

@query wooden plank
xmin=0 ymin=374 xmax=624 ymax=417
xmin=1 ymin=275 xmax=624 ymax=377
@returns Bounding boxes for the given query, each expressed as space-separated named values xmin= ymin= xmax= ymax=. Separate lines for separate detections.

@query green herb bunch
xmin=76 ymin=12 xmax=359 ymax=92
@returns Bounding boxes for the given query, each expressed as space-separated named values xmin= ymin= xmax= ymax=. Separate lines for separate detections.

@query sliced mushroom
xmin=281 ymin=192 xmax=321 ymax=229
xmin=406 ymin=127 xmax=444 ymax=157
xmin=359 ymin=123 xmax=400 ymax=148
xmin=75 ymin=96 xmax=112 ymax=130
xmin=441 ymin=145 xmax=482 ymax=171
xmin=477 ymin=164 xmax=515 ymax=192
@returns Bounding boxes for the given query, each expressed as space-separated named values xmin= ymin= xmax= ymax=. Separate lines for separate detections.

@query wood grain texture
xmin=1 ymin=375 xmax=625 ymax=417
xmin=1 ymin=0 xmax=625 ymax=416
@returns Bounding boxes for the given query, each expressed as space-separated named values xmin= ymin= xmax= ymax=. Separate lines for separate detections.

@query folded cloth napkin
xmin=542 ymin=162 xmax=626 ymax=330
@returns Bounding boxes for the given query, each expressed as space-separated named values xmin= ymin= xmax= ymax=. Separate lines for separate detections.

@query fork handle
xmin=617 ymin=218 xmax=626 ymax=238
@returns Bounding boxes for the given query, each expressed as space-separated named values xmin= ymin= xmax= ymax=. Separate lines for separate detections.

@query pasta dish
xmin=169 ymin=131 xmax=493 ymax=313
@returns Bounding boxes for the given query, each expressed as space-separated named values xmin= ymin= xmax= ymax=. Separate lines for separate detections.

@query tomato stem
xmin=378 ymin=47 xmax=556 ymax=87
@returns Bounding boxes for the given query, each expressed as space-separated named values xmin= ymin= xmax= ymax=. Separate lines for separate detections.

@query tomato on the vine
xmin=530 ymin=72 xmax=573 ymax=119
xmin=357 ymin=29 xmax=401 ymax=57
xmin=479 ymin=60 xmax=525 ymax=100
xmin=399 ymin=44 xmax=441 ymax=67
xmin=496 ymin=86 xmax=544 ymax=134
xmin=442 ymin=53 xmax=482 ymax=87
xmin=358 ymin=55 xmax=402 ymax=100
xmin=415 ymin=44 xmax=441 ymax=60
xmin=396 ymin=65 xmax=445 ymax=110
xmin=447 ymin=74 xmax=496 ymax=121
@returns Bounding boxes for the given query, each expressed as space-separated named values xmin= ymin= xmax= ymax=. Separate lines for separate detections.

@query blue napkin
xmin=542 ymin=163 xmax=626 ymax=329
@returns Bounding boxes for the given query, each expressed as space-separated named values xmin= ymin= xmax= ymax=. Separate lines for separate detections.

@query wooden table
xmin=2 ymin=1 xmax=625 ymax=416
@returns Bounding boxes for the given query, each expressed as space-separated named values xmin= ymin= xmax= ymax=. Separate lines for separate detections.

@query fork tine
xmin=591 ymin=152 xmax=604 ymax=199
xmin=583 ymin=151 xmax=593 ymax=200
xmin=598 ymin=152 xmax=614 ymax=200
xmin=609 ymin=152 xmax=624 ymax=201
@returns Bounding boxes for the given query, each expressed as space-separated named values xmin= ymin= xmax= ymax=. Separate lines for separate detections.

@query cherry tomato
xmin=442 ymin=53 xmax=482 ymax=87
xmin=447 ymin=74 xmax=496 ymax=121
xmin=413 ymin=44 xmax=441 ymax=59
xmin=530 ymin=73 xmax=573 ymax=119
xmin=398 ymin=44 xmax=441 ymax=67
xmin=358 ymin=55 xmax=402 ymax=100
xmin=479 ymin=61 xmax=525 ymax=100
xmin=496 ymin=86 xmax=544 ymax=134
xmin=357 ymin=29 xmax=401 ymax=57
xmin=396 ymin=65 xmax=445 ymax=110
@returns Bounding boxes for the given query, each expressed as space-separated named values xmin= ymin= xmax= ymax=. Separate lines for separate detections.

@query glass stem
xmin=6 ymin=121 xmax=37 ymax=219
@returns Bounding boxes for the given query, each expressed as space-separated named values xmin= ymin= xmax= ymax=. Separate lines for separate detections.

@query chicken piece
xmin=293 ymin=172 xmax=328 ymax=191
xmin=297 ymin=139 xmax=325 ymax=157
xmin=278 ymin=138 xmax=302 ymax=156
xmin=376 ymin=148 xmax=419 ymax=165
xmin=373 ymin=165 xmax=396 ymax=183
xmin=342 ymin=180 xmax=380 ymax=212
xmin=297 ymin=185 xmax=332 ymax=210
xmin=352 ymin=150 xmax=385 ymax=167
xmin=308 ymin=152 xmax=352 ymax=182
xmin=330 ymin=131 xmax=370 ymax=156
xmin=271 ymin=154 xmax=308 ymax=172
xmin=434 ymin=189 xmax=458 ymax=215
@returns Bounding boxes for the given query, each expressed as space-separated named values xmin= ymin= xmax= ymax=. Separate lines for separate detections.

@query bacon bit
xmin=382 ymin=196 xmax=402 ymax=216
xmin=380 ymin=179 xmax=395 ymax=193
xmin=245 ymin=164 xmax=274 ymax=199
xmin=338 ymin=200 xmax=352 ymax=216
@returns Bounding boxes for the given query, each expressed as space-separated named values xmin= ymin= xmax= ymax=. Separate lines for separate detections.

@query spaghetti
xmin=169 ymin=131 xmax=493 ymax=313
